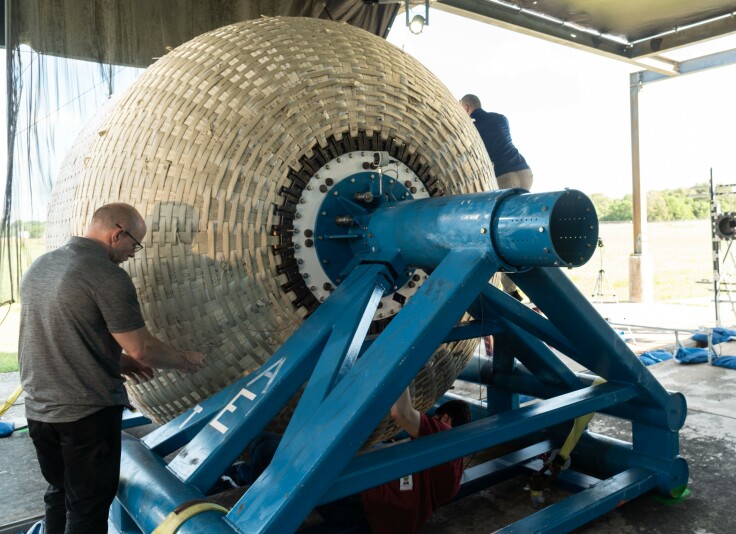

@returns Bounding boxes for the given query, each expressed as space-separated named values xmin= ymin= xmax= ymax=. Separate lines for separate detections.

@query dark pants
xmin=28 ymin=406 xmax=123 ymax=534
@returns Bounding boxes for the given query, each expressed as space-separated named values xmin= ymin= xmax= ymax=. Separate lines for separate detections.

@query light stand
xmin=591 ymin=238 xmax=618 ymax=303
xmin=592 ymin=237 xmax=636 ymax=343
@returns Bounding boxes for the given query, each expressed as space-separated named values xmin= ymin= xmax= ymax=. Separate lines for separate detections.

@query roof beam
xmin=636 ymin=46 xmax=736 ymax=84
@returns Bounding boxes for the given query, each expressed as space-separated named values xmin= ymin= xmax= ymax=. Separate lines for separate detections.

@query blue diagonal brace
xmin=280 ymin=263 xmax=390 ymax=445
xmin=226 ymin=249 xmax=500 ymax=533
xmin=512 ymin=268 xmax=671 ymax=407
xmin=495 ymin=317 xmax=581 ymax=389
xmin=165 ymin=263 xmax=394 ymax=492
xmin=470 ymin=284 xmax=583 ymax=360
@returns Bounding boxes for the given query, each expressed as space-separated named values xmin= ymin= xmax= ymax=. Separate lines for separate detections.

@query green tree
xmin=589 ymin=193 xmax=611 ymax=220
xmin=602 ymin=196 xmax=632 ymax=221
xmin=12 ymin=221 xmax=46 ymax=238
xmin=665 ymin=193 xmax=694 ymax=220
xmin=647 ymin=190 xmax=670 ymax=221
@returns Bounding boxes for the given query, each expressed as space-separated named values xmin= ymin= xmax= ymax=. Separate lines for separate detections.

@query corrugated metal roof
xmin=437 ymin=0 xmax=736 ymax=74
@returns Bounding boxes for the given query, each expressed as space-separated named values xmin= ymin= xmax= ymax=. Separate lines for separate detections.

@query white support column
xmin=629 ymin=72 xmax=653 ymax=303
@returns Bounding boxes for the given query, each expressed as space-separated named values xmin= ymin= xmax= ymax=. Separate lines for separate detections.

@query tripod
xmin=591 ymin=238 xmax=618 ymax=303
xmin=591 ymin=238 xmax=636 ymax=343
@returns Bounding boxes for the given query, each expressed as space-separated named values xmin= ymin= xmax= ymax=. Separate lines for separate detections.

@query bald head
xmin=88 ymin=203 xmax=144 ymax=233
xmin=460 ymin=94 xmax=482 ymax=116
xmin=85 ymin=203 xmax=146 ymax=264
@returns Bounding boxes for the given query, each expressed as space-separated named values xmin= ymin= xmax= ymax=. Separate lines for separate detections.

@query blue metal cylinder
xmin=493 ymin=189 xmax=598 ymax=268
xmin=365 ymin=189 xmax=598 ymax=271
xmin=116 ymin=435 xmax=237 ymax=534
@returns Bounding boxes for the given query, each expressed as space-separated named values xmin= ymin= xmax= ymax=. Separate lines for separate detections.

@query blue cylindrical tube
xmin=365 ymin=189 xmax=598 ymax=271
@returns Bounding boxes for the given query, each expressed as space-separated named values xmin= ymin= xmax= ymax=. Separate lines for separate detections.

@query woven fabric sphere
xmin=46 ymin=17 xmax=496 ymax=442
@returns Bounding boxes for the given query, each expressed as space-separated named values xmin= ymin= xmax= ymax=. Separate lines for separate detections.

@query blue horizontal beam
xmin=454 ymin=440 xmax=555 ymax=499
xmin=496 ymin=468 xmax=658 ymax=533
xmin=321 ymin=382 xmax=638 ymax=502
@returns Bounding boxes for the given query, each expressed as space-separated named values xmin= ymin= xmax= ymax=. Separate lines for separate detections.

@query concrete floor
xmin=1 ymin=300 xmax=735 ymax=533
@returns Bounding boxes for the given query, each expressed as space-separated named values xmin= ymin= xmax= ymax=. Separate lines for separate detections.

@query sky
xmin=2 ymin=7 xmax=736 ymax=215
xmin=387 ymin=9 xmax=736 ymax=199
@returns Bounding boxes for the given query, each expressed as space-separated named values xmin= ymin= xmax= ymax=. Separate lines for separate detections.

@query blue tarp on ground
xmin=639 ymin=350 xmax=674 ymax=366
xmin=675 ymin=347 xmax=710 ymax=364
xmin=674 ymin=347 xmax=736 ymax=369
xmin=713 ymin=355 xmax=736 ymax=369
xmin=691 ymin=327 xmax=736 ymax=345
xmin=0 ymin=421 xmax=14 ymax=437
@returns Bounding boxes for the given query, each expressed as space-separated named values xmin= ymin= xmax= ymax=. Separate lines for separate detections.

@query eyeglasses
xmin=115 ymin=224 xmax=144 ymax=252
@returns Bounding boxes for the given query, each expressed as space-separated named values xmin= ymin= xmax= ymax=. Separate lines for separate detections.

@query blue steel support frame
xmin=113 ymin=189 xmax=688 ymax=534
xmin=226 ymin=249 xmax=500 ymax=532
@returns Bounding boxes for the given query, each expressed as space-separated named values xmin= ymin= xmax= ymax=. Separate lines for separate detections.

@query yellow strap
xmin=0 ymin=384 xmax=23 ymax=417
xmin=559 ymin=376 xmax=607 ymax=460
xmin=152 ymin=502 xmax=229 ymax=534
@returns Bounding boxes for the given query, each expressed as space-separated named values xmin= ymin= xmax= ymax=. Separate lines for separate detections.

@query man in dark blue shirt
xmin=460 ymin=94 xmax=533 ymax=191
xmin=461 ymin=94 xmax=531 ymax=318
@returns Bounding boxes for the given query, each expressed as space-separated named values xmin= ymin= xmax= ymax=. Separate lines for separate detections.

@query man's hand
xmin=181 ymin=351 xmax=206 ymax=373
xmin=121 ymin=352 xmax=154 ymax=384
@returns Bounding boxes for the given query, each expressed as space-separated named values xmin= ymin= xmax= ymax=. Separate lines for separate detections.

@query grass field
xmin=0 ymin=352 xmax=18 ymax=373
xmin=563 ymin=219 xmax=713 ymax=302
xmin=0 ymin=220 xmax=718 ymax=373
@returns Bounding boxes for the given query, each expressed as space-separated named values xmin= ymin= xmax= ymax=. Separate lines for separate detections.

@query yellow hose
xmin=0 ymin=384 xmax=23 ymax=417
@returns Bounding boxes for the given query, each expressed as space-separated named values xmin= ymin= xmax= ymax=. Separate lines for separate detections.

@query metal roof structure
xmin=436 ymin=0 xmax=736 ymax=78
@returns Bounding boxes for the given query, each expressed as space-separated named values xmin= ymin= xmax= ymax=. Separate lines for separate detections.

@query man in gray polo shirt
xmin=19 ymin=203 xmax=205 ymax=534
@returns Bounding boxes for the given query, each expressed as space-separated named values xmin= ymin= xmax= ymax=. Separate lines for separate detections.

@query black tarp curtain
xmin=0 ymin=0 xmax=401 ymax=306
